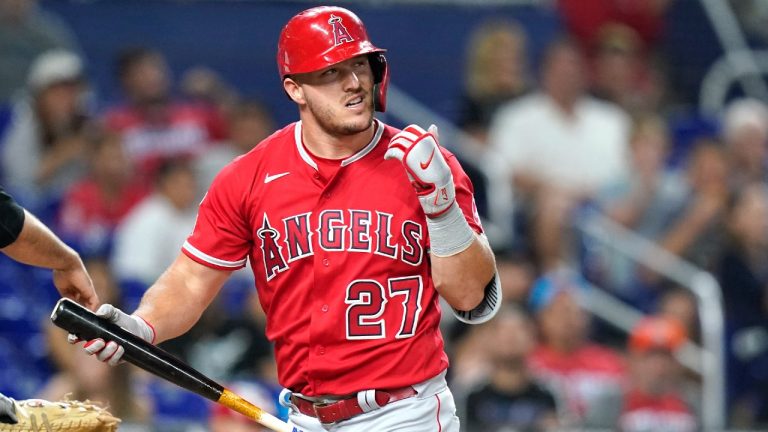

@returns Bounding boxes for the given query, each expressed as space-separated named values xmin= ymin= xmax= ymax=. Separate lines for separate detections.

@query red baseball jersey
xmin=182 ymin=119 xmax=482 ymax=396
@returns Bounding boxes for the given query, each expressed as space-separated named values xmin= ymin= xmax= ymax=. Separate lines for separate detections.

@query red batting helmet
xmin=277 ymin=6 xmax=390 ymax=112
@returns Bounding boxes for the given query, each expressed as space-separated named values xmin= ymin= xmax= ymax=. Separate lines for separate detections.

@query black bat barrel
xmin=50 ymin=298 xmax=224 ymax=402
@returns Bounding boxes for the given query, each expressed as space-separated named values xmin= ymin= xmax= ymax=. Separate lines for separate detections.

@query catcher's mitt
xmin=0 ymin=399 xmax=120 ymax=432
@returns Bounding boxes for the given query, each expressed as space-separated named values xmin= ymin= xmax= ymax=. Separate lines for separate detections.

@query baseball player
xmin=74 ymin=6 xmax=501 ymax=431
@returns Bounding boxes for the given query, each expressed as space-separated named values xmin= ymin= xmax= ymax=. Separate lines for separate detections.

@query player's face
xmin=291 ymin=55 xmax=375 ymax=136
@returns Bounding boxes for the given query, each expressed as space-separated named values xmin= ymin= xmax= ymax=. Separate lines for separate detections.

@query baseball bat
xmin=50 ymin=298 xmax=292 ymax=432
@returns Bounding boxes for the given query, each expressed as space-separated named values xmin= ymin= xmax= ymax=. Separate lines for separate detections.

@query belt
xmin=290 ymin=386 xmax=417 ymax=424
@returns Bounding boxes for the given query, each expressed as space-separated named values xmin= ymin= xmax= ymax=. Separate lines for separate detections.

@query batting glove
xmin=385 ymin=124 xmax=455 ymax=218
xmin=68 ymin=304 xmax=155 ymax=366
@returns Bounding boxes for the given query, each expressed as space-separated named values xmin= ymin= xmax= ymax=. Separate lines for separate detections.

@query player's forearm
xmin=2 ymin=210 xmax=82 ymax=271
xmin=431 ymin=233 xmax=495 ymax=311
xmin=134 ymin=254 xmax=228 ymax=344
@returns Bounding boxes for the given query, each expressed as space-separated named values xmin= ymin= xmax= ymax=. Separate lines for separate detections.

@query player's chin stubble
xmin=309 ymin=95 xmax=374 ymax=137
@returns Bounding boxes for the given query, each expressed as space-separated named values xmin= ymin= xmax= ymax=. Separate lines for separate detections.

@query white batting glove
xmin=68 ymin=304 xmax=155 ymax=366
xmin=385 ymin=124 xmax=455 ymax=218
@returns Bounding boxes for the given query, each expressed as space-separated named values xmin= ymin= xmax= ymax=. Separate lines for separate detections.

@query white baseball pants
xmin=284 ymin=371 xmax=460 ymax=432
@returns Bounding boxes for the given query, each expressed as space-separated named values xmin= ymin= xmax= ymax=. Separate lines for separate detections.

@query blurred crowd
xmin=0 ymin=0 xmax=767 ymax=431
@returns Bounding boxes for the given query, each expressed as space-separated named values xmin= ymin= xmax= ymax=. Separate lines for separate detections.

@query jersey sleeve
xmin=0 ymin=186 xmax=25 ymax=248
xmin=182 ymin=160 xmax=252 ymax=270
xmin=443 ymin=150 xmax=483 ymax=234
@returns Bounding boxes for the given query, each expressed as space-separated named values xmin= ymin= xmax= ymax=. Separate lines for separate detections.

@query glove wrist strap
xmin=426 ymin=203 xmax=474 ymax=257
xmin=134 ymin=314 xmax=156 ymax=344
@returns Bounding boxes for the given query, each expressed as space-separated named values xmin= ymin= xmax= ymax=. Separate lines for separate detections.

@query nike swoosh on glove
xmin=68 ymin=304 xmax=155 ymax=366
xmin=385 ymin=124 xmax=455 ymax=218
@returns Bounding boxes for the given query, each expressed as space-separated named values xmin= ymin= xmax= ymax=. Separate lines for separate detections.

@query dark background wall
xmin=41 ymin=1 xmax=728 ymax=125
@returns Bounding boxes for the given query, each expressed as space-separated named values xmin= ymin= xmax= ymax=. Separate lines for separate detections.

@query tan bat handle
xmin=219 ymin=389 xmax=293 ymax=432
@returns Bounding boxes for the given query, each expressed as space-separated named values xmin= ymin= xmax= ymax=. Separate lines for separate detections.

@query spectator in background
xmin=1 ymin=50 xmax=91 ymax=207
xmin=57 ymin=129 xmax=149 ymax=255
xmin=195 ymin=99 xmax=275 ymax=193
xmin=716 ymin=182 xmax=768 ymax=427
xmin=558 ymin=0 xmax=673 ymax=54
xmin=527 ymin=268 xmax=626 ymax=429
xmin=457 ymin=20 xmax=530 ymax=143
xmin=40 ymin=257 xmax=152 ymax=426
xmin=657 ymin=139 xmax=729 ymax=272
xmin=489 ymin=38 xmax=630 ymax=269
xmin=447 ymin=252 xmax=536 ymax=390
xmin=180 ymin=66 xmax=240 ymax=120
xmin=721 ymin=98 xmax=768 ymax=190
xmin=594 ymin=114 xmax=687 ymax=299
xmin=103 ymin=47 xmax=227 ymax=179
xmin=111 ymin=158 xmax=198 ymax=285
xmin=0 ymin=0 xmax=80 ymax=102
xmin=162 ymin=287 xmax=276 ymax=385
xmin=590 ymin=24 xmax=666 ymax=115
xmin=619 ymin=317 xmax=696 ymax=432
xmin=657 ymin=287 xmax=699 ymax=343
xmin=557 ymin=0 xmax=673 ymax=113
xmin=496 ymin=252 xmax=537 ymax=305
xmin=464 ymin=305 xmax=559 ymax=432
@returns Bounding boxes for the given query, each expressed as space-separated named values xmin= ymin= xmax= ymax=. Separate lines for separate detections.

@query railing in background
xmin=576 ymin=212 xmax=725 ymax=431
xmin=700 ymin=49 xmax=768 ymax=115
xmin=699 ymin=0 xmax=768 ymax=104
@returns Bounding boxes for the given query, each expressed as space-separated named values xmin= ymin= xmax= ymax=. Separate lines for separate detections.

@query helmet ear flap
xmin=369 ymin=52 xmax=389 ymax=112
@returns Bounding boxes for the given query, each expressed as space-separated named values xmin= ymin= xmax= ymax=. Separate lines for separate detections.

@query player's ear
xmin=283 ymin=78 xmax=305 ymax=105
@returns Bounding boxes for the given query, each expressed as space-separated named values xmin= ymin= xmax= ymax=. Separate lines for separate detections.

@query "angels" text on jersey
xmin=257 ymin=210 xmax=424 ymax=280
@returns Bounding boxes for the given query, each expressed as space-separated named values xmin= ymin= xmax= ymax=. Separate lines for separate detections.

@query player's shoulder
xmin=230 ymin=122 xmax=296 ymax=165
xmin=380 ymin=122 xmax=401 ymax=142
xmin=209 ymin=123 xmax=295 ymax=185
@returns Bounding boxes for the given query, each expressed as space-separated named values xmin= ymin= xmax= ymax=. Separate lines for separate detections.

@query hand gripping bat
xmin=50 ymin=298 xmax=292 ymax=432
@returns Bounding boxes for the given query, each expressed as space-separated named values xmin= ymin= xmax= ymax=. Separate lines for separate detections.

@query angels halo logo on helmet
xmin=277 ymin=6 xmax=390 ymax=112
xmin=328 ymin=14 xmax=355 ymax=46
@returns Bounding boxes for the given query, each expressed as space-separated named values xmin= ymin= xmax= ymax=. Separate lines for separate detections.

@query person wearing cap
xmin=618 ymin=316 xmax=697 ymax=432
xmin=527 ymin=268 xmax=626 ymax=429
xmin=1 ymin=49 xmax=91 ymax=205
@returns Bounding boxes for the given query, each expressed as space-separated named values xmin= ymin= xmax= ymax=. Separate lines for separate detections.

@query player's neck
xmin=300 ymin=118 xmax=375 ymax=160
